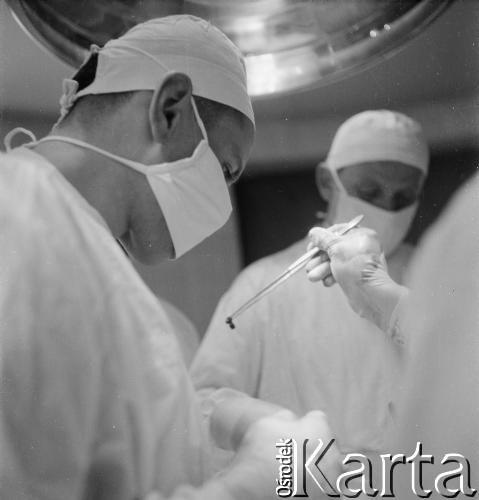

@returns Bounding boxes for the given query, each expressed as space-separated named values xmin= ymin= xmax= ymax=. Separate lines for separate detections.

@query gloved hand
xmin=306 ymin=225 xmax=408 ymax=337
xmin=143 ymin=410 xmax=342 ymax=500
xmin=208 ymin=389 xmax=286 ymax=451
xmin=222 ymin=409 xmax=343 ymax=499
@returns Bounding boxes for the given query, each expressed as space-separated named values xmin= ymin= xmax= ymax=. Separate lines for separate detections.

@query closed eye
xmin=394 ymin=190 xmax=418 ymax=210
xmin=222 ymin=162 xmax=241 ymax=185
xmin=357 ymin=185 xmax=381 ymax=203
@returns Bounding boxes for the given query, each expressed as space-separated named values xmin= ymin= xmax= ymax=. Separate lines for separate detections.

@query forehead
xmin=338 ymin=161 xmax=424 ymax=188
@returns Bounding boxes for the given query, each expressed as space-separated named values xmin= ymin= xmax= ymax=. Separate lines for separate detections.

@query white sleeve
xmin=159 ymin=300 xmax=200 ymax=367
xmin=0 ymin=197 xmax=103 ymax=499
xmin=191 ymin=264 xmax=283 ymax=451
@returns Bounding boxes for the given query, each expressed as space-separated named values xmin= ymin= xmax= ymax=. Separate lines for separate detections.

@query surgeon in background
xmin=191 ymin=110 xmax=429 ymax=467
xmin=0 ymin=15 xmax=341 ymax=500
xmin=307 ymin=169 xmax=479 ymax=497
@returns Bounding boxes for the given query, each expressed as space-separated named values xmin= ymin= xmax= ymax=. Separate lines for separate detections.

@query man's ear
xmin=149 ymin=72 xmax=197 ymax=145
xmin=315 ymin=163 xmax=335 ymax=202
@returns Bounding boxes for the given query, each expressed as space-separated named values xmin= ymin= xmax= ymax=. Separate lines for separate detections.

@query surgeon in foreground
xmin=306 ymin=171 xmax=479 ymax=497
xmin=0 ymin=15 xmax=340 ymax=500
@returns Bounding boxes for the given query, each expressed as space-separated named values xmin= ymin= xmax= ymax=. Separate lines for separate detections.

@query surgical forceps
xmin=225 ymin=215 xmax=364 ymax=329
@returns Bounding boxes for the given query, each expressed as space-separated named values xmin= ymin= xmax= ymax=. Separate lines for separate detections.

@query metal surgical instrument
xmin=225 ymin=214 xmax=364 ymax=330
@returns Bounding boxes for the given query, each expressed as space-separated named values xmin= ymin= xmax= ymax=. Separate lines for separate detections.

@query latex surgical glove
xmin=222 ymin=409 xmax=343 ymax=499
xmin=208 ymin=390 xmax=286 ymax=451
xmin=306 ymin=226 xmax=408 ymax=339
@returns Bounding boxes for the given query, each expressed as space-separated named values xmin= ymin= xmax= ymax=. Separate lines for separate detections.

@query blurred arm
xmin=0 ymin=209 xmax=103 ymax=499
xmin=191 ymin=264 xmax=284 ymax=450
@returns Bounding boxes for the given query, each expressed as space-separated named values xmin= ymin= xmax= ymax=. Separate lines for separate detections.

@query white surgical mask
xmin=329 ymin=169 xmax=417 ymax=256
xmin=8 ymin=100 xmax=232 ymax=259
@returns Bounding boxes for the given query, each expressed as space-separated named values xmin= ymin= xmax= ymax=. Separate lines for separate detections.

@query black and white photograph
xmin=0 ymin=1 xmax=478 ymax=498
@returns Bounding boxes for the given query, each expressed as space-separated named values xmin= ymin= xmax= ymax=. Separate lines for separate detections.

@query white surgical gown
xmin=160 ymin=301 xmax=200 ymax=368
xmin=386 ymin=172 xmax=479 ymax=498
xmin=191 ymin=238 xmax=411 ymax=460
xmin=0 ymin=148 xmax=230 ymax=500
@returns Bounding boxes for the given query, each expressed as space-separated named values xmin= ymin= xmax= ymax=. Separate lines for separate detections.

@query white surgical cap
xmin=325 ymin=110 xmax=429 ymax=174
xmin=60 ymin=15 xmax=254 ymax=125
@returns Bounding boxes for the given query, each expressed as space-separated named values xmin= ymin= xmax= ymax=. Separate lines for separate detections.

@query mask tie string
xmin=4 ymin=128 xmax=37 ymax=152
